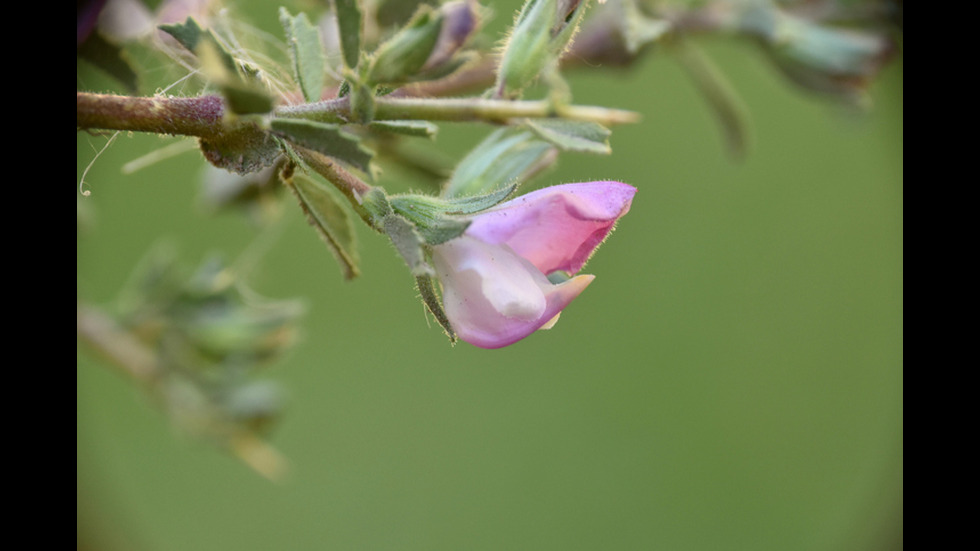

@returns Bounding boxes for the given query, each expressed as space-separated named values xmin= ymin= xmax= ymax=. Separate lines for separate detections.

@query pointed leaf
xmin=524 ymin=119 xmax=611 ymax=154
xmin=279 ymin=7 xmax=327 ymax=103
xmin=444 ymin=129 xmax=555 ymax=198
xmin=416 ymin=274 xmax=455 ymax=343
xmin=270 ymin=118 xmax=374 ymax=173
xmin=282 ymin=165 xmax=360 ymax=279
xmin=331 ymin=0 xmax=363 ymax=70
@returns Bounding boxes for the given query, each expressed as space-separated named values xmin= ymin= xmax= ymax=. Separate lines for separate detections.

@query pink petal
xmin=432 ymin=236 xmax=595 ymax=349
xmin=464 ymin=181 xmax=636 ymax=274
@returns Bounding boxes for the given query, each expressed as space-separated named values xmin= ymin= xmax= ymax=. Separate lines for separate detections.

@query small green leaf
xmin=270 ymin=118 xmax=374 ymax=173
xmin=524 ymin=119 xmax=612 ymax=154
xmin=282 ymin=165 xmax=360 ymax=279
xmin=279 ymin=7 xmax=327 ymax=103
xmin=444 ymin=129 xmax=555 ymax=198
xmin=331 ymin=0 xmax=363 ymax=70
xmin=368 ymin=120 xmax=439 ymax=138
xmin=383 ymin=213 xmax=432 ymax=276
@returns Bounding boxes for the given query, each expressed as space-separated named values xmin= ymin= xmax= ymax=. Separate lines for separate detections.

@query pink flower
xmin=431 ymin=181 xmax=636 ymax=348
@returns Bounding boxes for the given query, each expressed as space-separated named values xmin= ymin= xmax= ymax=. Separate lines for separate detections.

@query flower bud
xmin=494 ymin=0 xmax=589 ymax=98
xmin=421 ymin=0 xmax=480 ymax=73
xmin=367 ymin=1 xmax=480 ymax=86
xmin=431 ymin=181 xmax=636 ymax=348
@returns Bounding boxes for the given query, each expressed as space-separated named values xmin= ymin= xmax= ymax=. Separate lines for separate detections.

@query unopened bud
xmin=367 ymin=6 xmax=444 ymax=85
xmin=422 ymin=0 xmax=480 ymax=72
xmin=494 ymin=0 xmax=590 ymax=98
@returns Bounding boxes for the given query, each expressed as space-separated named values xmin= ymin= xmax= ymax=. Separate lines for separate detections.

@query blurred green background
xmin=77 ymin=1 xmax=902 ymax=549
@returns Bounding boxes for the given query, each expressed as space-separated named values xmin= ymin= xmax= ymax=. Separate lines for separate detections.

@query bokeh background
xmin=78 ymin=1 xmax=903 ymax=549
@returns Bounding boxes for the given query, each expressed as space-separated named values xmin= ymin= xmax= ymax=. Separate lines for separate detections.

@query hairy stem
xmin=77 ymin=92 xmax=640 ymax=138
xmin=76 ymin=92 xmax=228 ymax=138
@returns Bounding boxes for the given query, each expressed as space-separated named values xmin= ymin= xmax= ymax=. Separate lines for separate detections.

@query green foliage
xmin=279 ymin=7 xmax=327 ymax=103
xmin=199 ymin=122 xmax=282 ymax=175
xmin=524 ymin=119 xmax=611 ymax=154
xmin=332 ymin=0 xmax=364 ymax=70
xmin=270 ymin=118 xmax=375 ymax=174
xmin=281 ymin=164 xmax=361 ymax=280
xmin=77 ymin=0 xmax=901 ymax=490
xmin=444 ymin=129 xmax=556 ymax=198
xmin=161 ymin=17 xmax=275 ymax=115
xmin=88 ymin=245 xmax=304 ymax=477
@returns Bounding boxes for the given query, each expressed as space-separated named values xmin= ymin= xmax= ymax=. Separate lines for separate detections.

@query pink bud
xmin=432 ymin=181 xmax=636 ymax=348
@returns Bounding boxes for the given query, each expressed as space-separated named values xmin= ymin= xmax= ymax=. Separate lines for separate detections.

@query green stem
xmin=276 ymin=96 xmax=640 ymax=126
xmin=77 ymin=92 xmax=640 ymax=138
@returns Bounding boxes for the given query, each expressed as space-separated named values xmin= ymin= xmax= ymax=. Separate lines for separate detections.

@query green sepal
xmin=415 ymin=274 xmax=455 ymax=344
xmin=389 ymin=196 xmax=471 ymax=245
xmin=524 ymin=118 xmax=611 ymax=154
xmin=388 ymin=182 xmax=517 ymax=245
xmin=383 ymin=213 xmax=433 ymax=276
xmin=270 ymin=118 xmax=375 ymax=174
xmin=280 ymin=162 xmax=361 ymax=280
xmin=279 ymin=7 xmax=327 ymax=103
xmin=443 ymin=129 xmax=555 ymax=198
